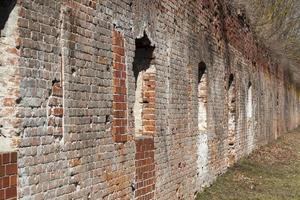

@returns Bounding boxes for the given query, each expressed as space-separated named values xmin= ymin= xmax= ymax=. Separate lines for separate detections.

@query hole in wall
xmin=15 ymin=97 xmax=22 ymax=104
xmin=198 ymin=62 xmax=208 ymax=132
xmin=71 ymin=67 xmax=76 ymax=76
xmin=228 ymin=73 xmax=234 ymax=89
xmin=52 ymin=79 xmax=60 ymax=86
xmin=132 ymin=32 xmax=155 ymax=136
xmin=247 ymin=81 xmax=253 ymax=119
xmin=131 ymin=183 xmax=136 ymax=191
xmin=198 ymin=62 xmax=206 ymax=84
xmin=105 ymin=115 xmax=110 ymax=124
xmin=0 ymin=0 xmax=17 ymax=31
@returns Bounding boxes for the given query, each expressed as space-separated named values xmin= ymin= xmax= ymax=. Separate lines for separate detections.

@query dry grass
xmin=196 ymin=127 xmax=300 ymax=200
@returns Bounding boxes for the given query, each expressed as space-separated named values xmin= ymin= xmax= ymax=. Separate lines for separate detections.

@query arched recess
xmin=133 ymin=32 xmax=156 ymax=199
xmin=196 ymin=61 xmax=209 ymax=187
xmin=0 ymin=1 xmax=19 ymax=152
xmin=133 ymin=32 xmax=155 ymax=136
xmin=227 ymin=73 xmax=236 ymax=166
xmin=0 ymin=3 xmax=19 ymax=200
xmin=198 ymin=62 xmax=208 ymax=132
xmin=246 ymin=81 xmax=254 ymax=153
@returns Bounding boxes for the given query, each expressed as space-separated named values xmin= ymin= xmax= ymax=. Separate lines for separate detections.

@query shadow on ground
xmin=196 ymin=127 xmax=300 ymax=200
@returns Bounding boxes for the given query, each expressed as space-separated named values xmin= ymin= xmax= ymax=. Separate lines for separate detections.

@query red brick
xmin=2 ymin=154 xmax=10 ymax=165
xmin=10 ymin=153 xmax=17 ymax=164
xmin=10 ymin=175 xmax=17 ymax=187
xmin=113 ymin=62 xmax=125 ymax=70
xmin=5 ymin=164 xmax=17 ymax=175
xmin=52 ymin=107 xmax=63 ymax=117
xmin=52 ymin=83 xmax=62 ymax=97
xmin=3 ymin=98 xmax=15 ymax=107
xmin=0 ymin=167 xmax=4 ymax=177
xmin=0 ymin=189 xmax=4 ymax=200
xmin=5 ymin=187 xmax=16 ymax=199
xmin=2 ymin=177 xmax=9 ymax=188
xmin=113 ymin=54 xmax=122 ymax=62
xmin=112 ymin=46 xmax=124 ymax=56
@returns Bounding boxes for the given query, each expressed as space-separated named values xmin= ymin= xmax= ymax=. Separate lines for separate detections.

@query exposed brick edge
xmin=0 ymin=152 xmax=17 ymax=200
xmin=112 ymin=29 xmax=128 ymax=143
xmin=141 ymin=73 xmax=156 ymax=136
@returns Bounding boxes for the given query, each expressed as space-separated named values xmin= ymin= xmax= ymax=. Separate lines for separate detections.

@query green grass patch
xmin=196 ymin=128 xmax=300 ymax=200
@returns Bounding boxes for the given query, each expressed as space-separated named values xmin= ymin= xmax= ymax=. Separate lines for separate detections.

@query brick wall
xmin=0 ymin=0 xmax=299 ymax=200
xmin=0 ymin=152 xmax=17 ymax=200
xmin=112 ymin=29 xmax=128 ymax=143
xmin=135 ymin=138 xmax=155 ymax=200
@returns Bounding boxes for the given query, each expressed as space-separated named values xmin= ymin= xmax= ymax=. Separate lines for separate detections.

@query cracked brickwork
xmin=0 ymin=0 xmax=299 ymax=200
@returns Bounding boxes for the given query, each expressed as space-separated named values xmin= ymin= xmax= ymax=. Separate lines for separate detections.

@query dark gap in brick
xmin=48 ymin=88 xmax=52 ymax=96
xmin=105 ymin=115 xmax=110 ymax=124
xmin=228 ymin=73 xmax=234 ymax=89
xmin=198 ymin=62 xmax=206 ymax=83
xmin=52 ymin=79 xmax=60 ymax=86
xmin=237 ymin=10 xmax=246 ymax=26
xmin=133 ymin=32 xmax=155 ymax=88
xmin=131 ymin=183 xmax=136 ymax=191
xmin=15 ymin=97 xmax=22 ymax=104
xmin=0 ymin=0 xmax=17 ymax=30
xmin=71 ymin=67 xmax=76 ymax=75
xmin=248 ymin=81 xmax=252 ymax=88
xmin=214 ymin=11 xmax=218 ymax=17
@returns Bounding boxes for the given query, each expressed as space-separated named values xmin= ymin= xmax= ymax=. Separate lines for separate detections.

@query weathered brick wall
xmin=0 ymin=0 xmax=299 ymax=199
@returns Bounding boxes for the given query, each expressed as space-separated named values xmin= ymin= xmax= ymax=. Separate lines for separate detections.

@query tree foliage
xmin=233 ymin=0 xmax=300 ymax=83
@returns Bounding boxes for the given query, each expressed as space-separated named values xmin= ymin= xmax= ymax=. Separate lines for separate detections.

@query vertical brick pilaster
xmin=0 ymin=152 xmax=17 ymax=200
xmin=135 ymin=138 xmax=155 ymax=200
xmin=47 ymin=81 xmax=63 ymax=137
xmin=142 ymin=73 xmax=156 ymax=136
xmin=112 ymin=30 xmax=128 ymax=143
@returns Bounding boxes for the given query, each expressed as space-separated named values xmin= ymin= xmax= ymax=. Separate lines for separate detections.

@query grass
xmin=196 ymin=127 xmax=300 ymax=200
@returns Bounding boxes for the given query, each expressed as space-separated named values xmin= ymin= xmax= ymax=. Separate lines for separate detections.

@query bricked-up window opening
xmin=246 ymin=81 xmax=254 ymax=153
xmin=133 ymin=33 xmax=155 ymax=136
xmin=47 ymin=80 xmax=63 ymax=138
xmin=228 ymin=73 xmax=234 ymax=89
xmin=227 ymin=74 xmax=236 ymax=166
xmin=198 ymin=62 xmax=208 ymax=132
xmin=246 ymin=82 xmax=253 ymax=119
xmin=0 ymin=0 xmax=17 ymax=32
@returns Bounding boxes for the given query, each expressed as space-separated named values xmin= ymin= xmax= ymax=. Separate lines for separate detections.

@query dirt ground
xmin=196 ymin=127 xmax=300 ymax=200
